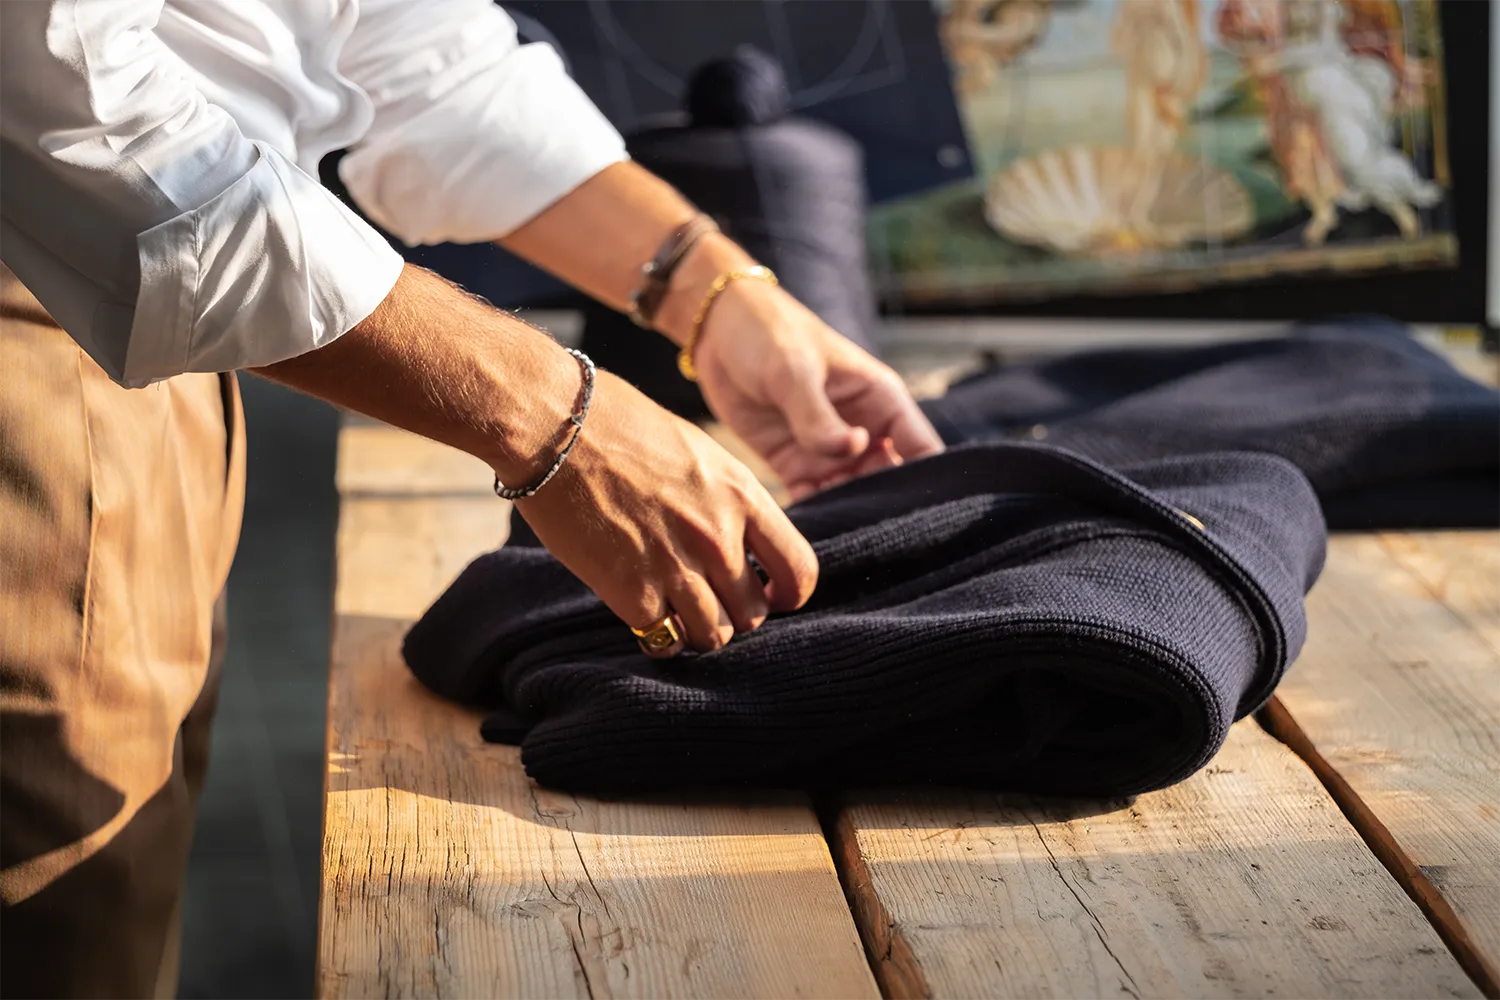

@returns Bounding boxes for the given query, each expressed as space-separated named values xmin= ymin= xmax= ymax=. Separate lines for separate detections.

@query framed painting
xmin=871 ymin=0 xmax=1460 ymax=307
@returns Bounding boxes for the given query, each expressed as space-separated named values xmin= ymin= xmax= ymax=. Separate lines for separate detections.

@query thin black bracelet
xmin=627 ymin=214 xmax=719 ymax=329
xmin=493 ymin=347 xmax=596 ymax=501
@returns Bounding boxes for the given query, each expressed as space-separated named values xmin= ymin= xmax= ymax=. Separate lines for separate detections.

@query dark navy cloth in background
xmin=404 ymin=319 xmax=1493 ymax=794
xmin=921 ymin=318 xmax=1500 ymax=530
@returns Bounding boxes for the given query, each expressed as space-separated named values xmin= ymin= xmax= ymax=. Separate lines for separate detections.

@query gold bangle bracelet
xmin=677 ymin=265 xmax=778 ymax=382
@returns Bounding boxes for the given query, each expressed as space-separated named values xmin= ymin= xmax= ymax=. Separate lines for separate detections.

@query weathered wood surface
xmin=336 ymin=422 xmax=494 ymax=497
xmin=1268 ymin=532 xmax=1500 ymax=996
xmin=321 ymin=408 xmax=1500 ymax=1000
xmin=832 ymin=722 xmax=1479 ymax=999
xmin=318 ymin=421 xmax=876 ymax=999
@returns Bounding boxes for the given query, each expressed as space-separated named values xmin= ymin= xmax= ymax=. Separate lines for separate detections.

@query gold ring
xmin=631 ymin=613 xmax=685 ymax=658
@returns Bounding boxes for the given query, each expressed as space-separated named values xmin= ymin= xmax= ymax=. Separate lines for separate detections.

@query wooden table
xmin=319 ymin=419 xmax=1498 ymax=999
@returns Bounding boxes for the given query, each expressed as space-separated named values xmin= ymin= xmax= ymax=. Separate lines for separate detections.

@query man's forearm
xmin=253 ymin=158 xmax=762 ymax=484
xmin=253 ymin=264 xmax=579 ymax=486
xmin=498 ymin=161 xmax=754 ymax=347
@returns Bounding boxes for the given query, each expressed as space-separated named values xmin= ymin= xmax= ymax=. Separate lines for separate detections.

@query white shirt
xmin=0 ymin=0 xmax=627 ymax=387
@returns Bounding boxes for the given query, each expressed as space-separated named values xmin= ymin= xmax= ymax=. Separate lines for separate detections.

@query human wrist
xmin=492 ymin=347 xmax=594 ymax=500
xmin=482 ymin=329 xmax=592 ymax=491
xmin=651 ymin=231 xmax=756 ymax=347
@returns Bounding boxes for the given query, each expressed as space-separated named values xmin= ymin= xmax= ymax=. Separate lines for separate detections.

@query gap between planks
xmin=1261 ymin=530 xmax=1500 ymax=999
xmin=820 ymin=721 xmax=1477 ymax=1000
xmin=1259 ymin=698 xmax=1500 ymax=998
xmin=817 ymin=527 xmax=1500 ymax=999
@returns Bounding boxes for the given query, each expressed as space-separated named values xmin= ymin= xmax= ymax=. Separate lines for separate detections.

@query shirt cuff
xmin=338 ymin=43 xmax=629 ymax=246
xmin=125 ymin=144 xmax=404 ymax=387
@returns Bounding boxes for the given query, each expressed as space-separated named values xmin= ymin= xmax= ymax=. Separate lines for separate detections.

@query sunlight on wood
xmin=320 ymin=423 xmax=875 ymax=999
xmin=1276 ymin=532 xmax=1500 ymax=989
xmin=835 ymin=721 xmax=1478 ymax=999
xmin=333 ymin=496 xmax=508 ymax=619
xmin=337 ymin=423 xmax=495 ymax=496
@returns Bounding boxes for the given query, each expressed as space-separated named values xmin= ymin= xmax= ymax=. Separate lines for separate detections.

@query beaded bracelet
xmin=493 ymin=347 xmax=596 ymax=500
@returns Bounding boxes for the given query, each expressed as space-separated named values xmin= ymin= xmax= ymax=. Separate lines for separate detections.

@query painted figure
xmin=1218 ymin=0 xmax=1441 ymax=244
xmin=1114 ymin=0 xmax=1209 ymax=159
xmin=940 ymin=0 xmax=1054 ymax=96
xmin=1112 ymin=0 xmax=1210 ymax=240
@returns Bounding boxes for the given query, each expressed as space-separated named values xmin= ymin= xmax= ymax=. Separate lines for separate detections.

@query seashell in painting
xmin=985 ymin=145 xmax=1254 ymax=256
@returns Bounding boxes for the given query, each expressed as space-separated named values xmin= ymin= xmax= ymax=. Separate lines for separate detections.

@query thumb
xmin=773 ymin=355 xmax=868 ymax=459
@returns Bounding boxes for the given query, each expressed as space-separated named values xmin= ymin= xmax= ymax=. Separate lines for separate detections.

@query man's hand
xmin=499 ymin=162 xmax=945 ymax=501
xmin=689 ymin=275 xmax=944 ymax=500
xmin=256 ymin=265 xmax=815 ymax=651
xmin=516 ymin=373 xmax=816 ymax=651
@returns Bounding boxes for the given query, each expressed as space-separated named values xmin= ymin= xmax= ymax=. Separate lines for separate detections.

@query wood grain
xmin=319 ymin=425 xmax=876 ymax=999
xmin=1378 ymin=532 xmax=1500 ymax=657
xmin=832 ymin=722 xmax=1479 ymax=999
xmin=1269 ymin=532 xmax=1500 ymax=995
xmin=336 ymin=423 xmax=494 ymax=497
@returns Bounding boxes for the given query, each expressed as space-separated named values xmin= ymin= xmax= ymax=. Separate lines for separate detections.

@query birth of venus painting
xmin=871 ymin=0 xmax=1455 ymax=305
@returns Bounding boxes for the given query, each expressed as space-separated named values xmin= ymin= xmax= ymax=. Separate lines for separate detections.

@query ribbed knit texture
xmin=922 ymin=318 xmax=1500 ymax=529
xmin=404 ymin=445 xmax=1325 ymax=796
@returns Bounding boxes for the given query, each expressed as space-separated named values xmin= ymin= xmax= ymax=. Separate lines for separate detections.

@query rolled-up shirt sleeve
xmin=337 ymin=0 xmax=628 ymax=246
xmin=0 ymin=0 xmax=404 ymax=387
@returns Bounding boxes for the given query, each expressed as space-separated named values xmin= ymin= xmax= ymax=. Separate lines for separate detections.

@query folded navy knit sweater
xmin=404 ymin=319 xmax=1490 ymax=793
xmin=404 ymin=445 xmax=1325 ymax=796
xmin=921 ymin=317 xmax=1499 ymax=529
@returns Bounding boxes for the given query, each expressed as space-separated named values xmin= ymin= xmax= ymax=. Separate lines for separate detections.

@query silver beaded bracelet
xmin=493 ymin=347 xmax=596 ymax=501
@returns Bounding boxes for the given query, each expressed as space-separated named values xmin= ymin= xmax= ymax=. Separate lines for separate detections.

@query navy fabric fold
xmin=921 ymin=317 xmax=1499 ymax=529
xmin=403 ymin=444 xmax=1325 ymax=796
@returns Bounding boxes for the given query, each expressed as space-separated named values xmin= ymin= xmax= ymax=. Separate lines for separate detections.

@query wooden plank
xmin=831 ymin=721 xmax=1479 ymax=999
xmin=319 ymin=425 xmax=877 ymax=999
xmin=1267 ymin=532 xmax=1500 ymax=996
xmin=336 ymin=422 xmax=494 ymax=497
xmin=1378 ymin=532 xmax=1500 ymax=657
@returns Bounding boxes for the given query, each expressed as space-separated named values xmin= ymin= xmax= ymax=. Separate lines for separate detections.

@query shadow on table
xmin=328 ymin=614 xmax=1128 ymax=837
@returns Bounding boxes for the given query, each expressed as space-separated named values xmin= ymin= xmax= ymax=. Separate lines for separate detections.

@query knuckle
xmin=613 ymin=588 xmax=662 ymax=631
xmin=874 ymin=364 xmax=906 ymax=395
xmin=687 ymin=457 xmax=712 ymax=491
xmin=682 ymin=517 xmax=738 ymax=573
xmin=737 ymin=604 xmax=767 ymax=636
xmin=791 ymin=545 xmax=819 ymax=600
xmin=633 ymin=580 xmax=665 ymax=610
xmin=767 ymin=348 xmax=816 ymax=389
xmin=661 ymin=569 xmax=695 ymax=599
xmin=709 ymin=536 xmax=746 ymax=576
xmin=730 ymin=466 xmax=766 ymax=502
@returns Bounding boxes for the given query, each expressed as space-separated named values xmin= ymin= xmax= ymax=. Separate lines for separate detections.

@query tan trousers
xmin=0 ymin=267 xmax=246 ymax=998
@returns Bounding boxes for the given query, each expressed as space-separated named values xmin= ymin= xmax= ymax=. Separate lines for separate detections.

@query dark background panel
xmin=502 ymin=0 xmax=971 ymax=204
